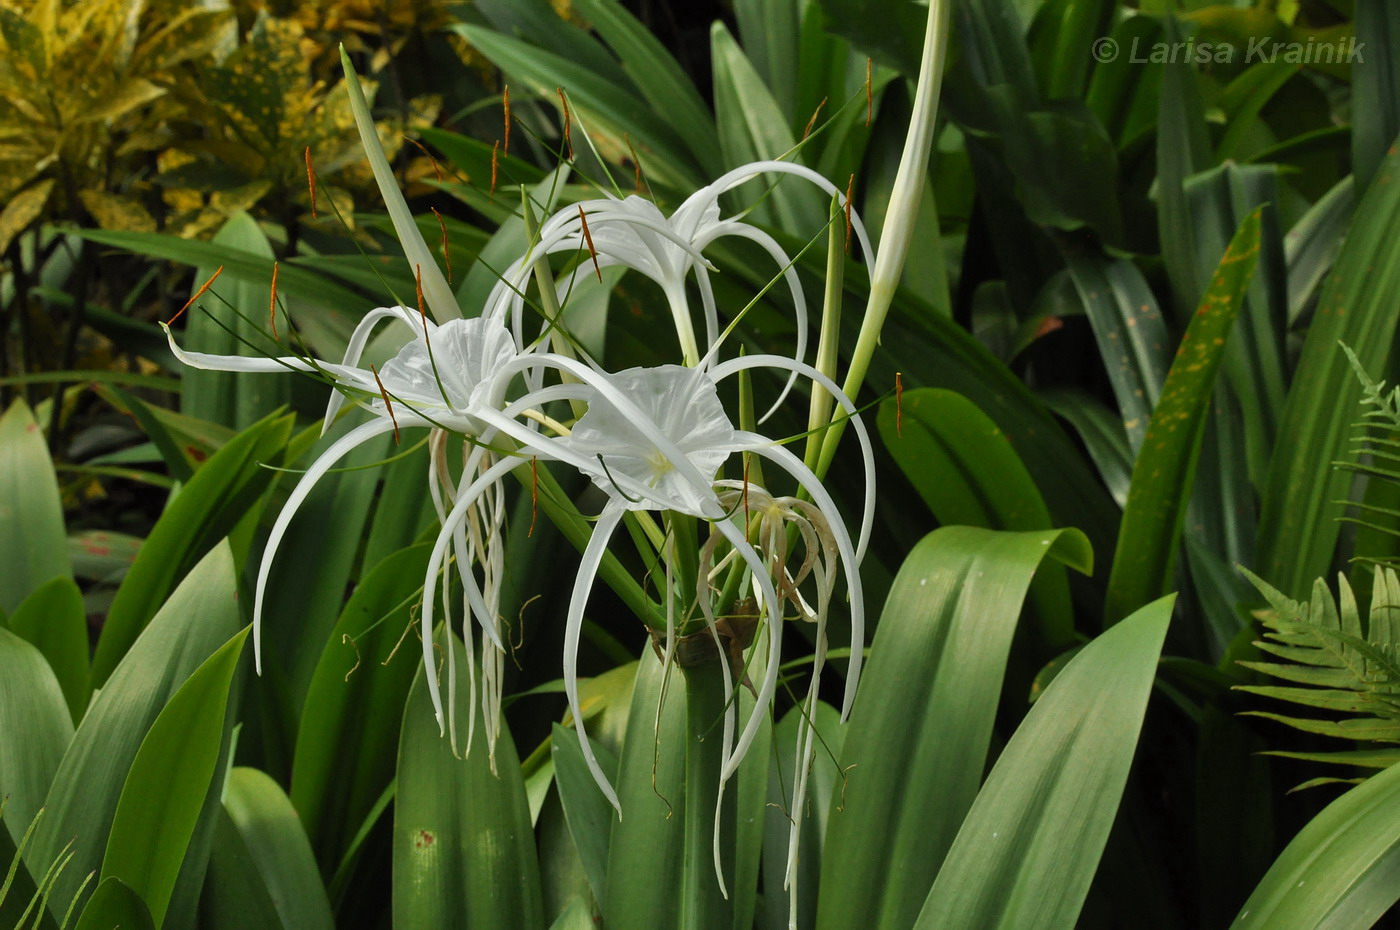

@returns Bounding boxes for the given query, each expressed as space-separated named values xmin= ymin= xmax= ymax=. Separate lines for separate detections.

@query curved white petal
xmin=321 ymin=306 xmax=424 ymax=434
xmin=252 ymin=416 xmax=408 ymax=673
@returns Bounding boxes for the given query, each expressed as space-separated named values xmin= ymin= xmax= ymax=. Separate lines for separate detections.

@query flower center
xmin=645 ymin=446 xmax=676 ymax=483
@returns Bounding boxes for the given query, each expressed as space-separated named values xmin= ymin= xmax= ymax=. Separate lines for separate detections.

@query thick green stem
xmin=679 ymin=660 xmax=734 ymax=930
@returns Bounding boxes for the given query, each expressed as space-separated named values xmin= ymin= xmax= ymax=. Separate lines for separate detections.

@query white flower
xmin=486 ymin=160 xmax=874 ymax=383
xmin=163 ymin=310 xmax=528 ymax=762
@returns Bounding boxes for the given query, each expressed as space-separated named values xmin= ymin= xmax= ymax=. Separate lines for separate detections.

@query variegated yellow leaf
xmin=0 ymin=176 xmax=53 ymax=254
xmin=78 ymin=189 xmax=156 ymax=232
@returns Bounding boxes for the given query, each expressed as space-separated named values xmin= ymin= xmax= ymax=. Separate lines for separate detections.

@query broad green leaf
xmin=0 ymin=400 xmax=71 ymax=613
xmin=203 ymin=768 xmax=335 ymax=930
xmin=763 ymin=702 xmax=845 ymax=930
xmin=7 ymin=577 xmax=88 ymax=724
xmin=73 ymin=877 xmax=153 ymax=930
xmin=913 ymin=595 xmax=1174 ymax=929
xmin=816 ymin=526 xmax=1093 ymax=930
xmin=1105 ymin=208 xmax=1263 ymax=624
xmin=1353 ymin=3 xmax=1400 ymax=189
xmin=1259 ymin=143 xmax=1400 ymax=599
xmin=1156 ymin=14 xmax=1212 ymax=314
xmin=28 ymin=543 xmax=242 ymax=920
xmin=711 ymin=21 xmax=821 ymax=232
xmin=340 ymin=47 xmax=459 ymax=324
xmin=0 ymin=628 xmax=73 ymax=846
xmin=879 ymin=388 xmax=1078 ymax=649
xmin=291 ymin=543 xmax=432 ymax=874
xmin=100 ymin=628 xmax=248 ymax=927
xmin=90 ymin=411 xmax=291 ymax=686
xmin=734 ymin=0 xmax=801 ymax=118
xmin=184 ymin=212 xmax=290 ymax=431
xmin=1281 ymin=172 xmax=1349 ymax=327
xmin=458 ymin=25 xmax=706 ymax=193
xmin=1232 ymin=756 xmax=1400 ymax=927
xmin=1032 ymin=0 xmax=1113 ymax=101
xmin=1060 ymin=251 xmax=1169 ymax=454
xmin=572 ymin=0 xmax=718 ymax=172
xmin=393 ymin=637 xmax=543 ymax=929
xmin=261 ymin=425 xmax=396 ymax=716
xmin=1039 ymin=389 xmax=1132 ymax=507
xmin=602 ymin=646 xmax=686 ymax=930
xmin=550 ymin=721 xmax=617 ymax=907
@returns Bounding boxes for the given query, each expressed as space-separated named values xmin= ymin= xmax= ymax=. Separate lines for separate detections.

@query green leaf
xmin=0 ymin=628 xmax=73 ymax=847
xmin=457 ymin=25 xmax=706 ymax=193
xmin=1105 ymin=208 xmax=1263 ymax=624
xmin=1259 ymin=144 xmax=1400 ymax=599
xmin=711 ymin=21 xmax=821 ymax=232
xmin=763 ymin=701 xmax=845 ymax=930
xmin=572 ymin=0 xmax=718 ymax=172
xmin=913 ymin=594 xmax=1175 ymax=928
xmin=602 ymin=646 xmax=686 ymax=929
xmin=1353 ymin=4 xmax=1400 ymax=189
xmin=203 ymin=768 xmax=335 ymax=930
xmin=28 ymin=543 xmax=243 ymax=920
xmin=91 ymin=411 xmax=292 ymax=686
xmin=816 ymin=526 xmax=1093 ymax=930
xmin=291 ymin=543 xmax=432 ymax=874
xmin=550 ymin=721 xmax=617 ymax=908
xmin=1156 ymin=15 xmax=1212 ymax=314
xmin=73 ymin=877 xmax=153 ymax=930
xmin=339 ymin=47 xmax=459 ymax=324
xmin=0 ymin=400 xmax=71 ymax=613
xmin=183 ymin=213 xmax=291 ymax=431
xmin=7 ymin=578 xmax=90 ymax=723
xmin=1232 ymin=757 xmax=1400 ymax=927
xmin=100 ymin=628 xmax=248 ymax=927
xmin=879 ymin=388 xmax=1078 ymax=649
xmin=1060 ymin=251 xmax=1170 ymax=454
xmin=393 ymin=637 xmax=544 ymax=929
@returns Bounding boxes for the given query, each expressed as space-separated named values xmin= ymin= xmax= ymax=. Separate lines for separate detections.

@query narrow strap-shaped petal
xmin=420 ymin=452 xmax=521 ymax=731
xmin=710 ymin=354 xmax=876 ymax=562
xmin=322 ymin=306 xmax=425 ymax=434
xmin=564 ymin=502 xmax=627 ymax=812
xmin=728 ymin=436 xmax=865 ymax=723
xmin=162 ymin=323 xmax=380 ymax=393
xmin=704 ymin=159 xmax=876 ymax=264
xmin=252 ymin=416 xmax=407 ymax=673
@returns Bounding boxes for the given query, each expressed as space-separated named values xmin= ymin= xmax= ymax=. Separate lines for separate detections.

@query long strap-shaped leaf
xmin=1105 ymin=208 xmax=1263 ymax=624
xmin=913 ymin=594 xmax=1174 ymax=929
xmin=816 ymin=526 xmax=1092 ymax=930
xmin=340 ymin=46 xmax=459 ymax=324
xmin=1259 ymin=141 xmax=1400 ymax=599
xmin=1231 ymin=757 xmax=1400 ymax=928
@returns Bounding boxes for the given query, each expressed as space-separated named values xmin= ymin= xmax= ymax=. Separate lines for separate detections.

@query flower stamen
xmin=305 ymin=146 xmax=318 ymax=218
xmin=168 ymin=265 xmax=223 ymax=324
xmin=556 ymin=87 xmax=574 ymax=160
xmin=503 ymin=85 xmax=512 ymax=155
xmin=895 ymin=371 xmax=904 ymax=437
xmin=370 ymin=363 xmax=401 ymax=444
xmin=431 ymin=208 xmax=452 ymax=283
xmin=578 ymin=206 xmax=603 ymax=282
xmin=490 ymin=139 xmax=499 ymax=196
xmin=801 ymin=97 xmax=827 ymax=141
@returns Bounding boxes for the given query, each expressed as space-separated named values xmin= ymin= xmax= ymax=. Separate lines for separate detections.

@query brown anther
xmin=865 ymin=58 xmax=873 ymax=127
xmin=895 ymin=371 xmax=904 ymax=437
xmin=529 ymin=457 xmax=539 ymax=537
xmin=305 ymin=147 xmax=318 ymax=219
xmin=269 ymin=261 xmax=280 ymax=339
xmin=503 ymin=85 xmax=511 ymax=155
xmin=556 ymin=87 xmax=573 ymax=160
xmin=431 ymin=207 xmax=452 ymax=283
xmin=168 ymin=265 xmax=223 ymax=324
xmin=624 ymin=133 xmax=643 ymax=193
xmin=801 ymin=96 xmax=828 ymax=141
xmin=578 ymin=206 xmax=602 ymax=282
xmin=405 ymin=136 xmax=444 ymax=183
xmin=371 ymin=363 xmax=401 ymax=445
xmin=490 ymin=139 xmax=499 ymax=196
xmin=844 ymin=174 xmax=854 ymax=252
xmin=415 ymin=263 xmax=427 ymax=327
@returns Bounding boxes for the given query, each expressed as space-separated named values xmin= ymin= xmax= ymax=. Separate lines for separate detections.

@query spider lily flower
xmin=486 ymin=357 xmax=872 ymax=824
xmin=485 ymin=160 xmax=875 ymax=393
xmin=162 ymin=313 xmax=526 ymax=752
